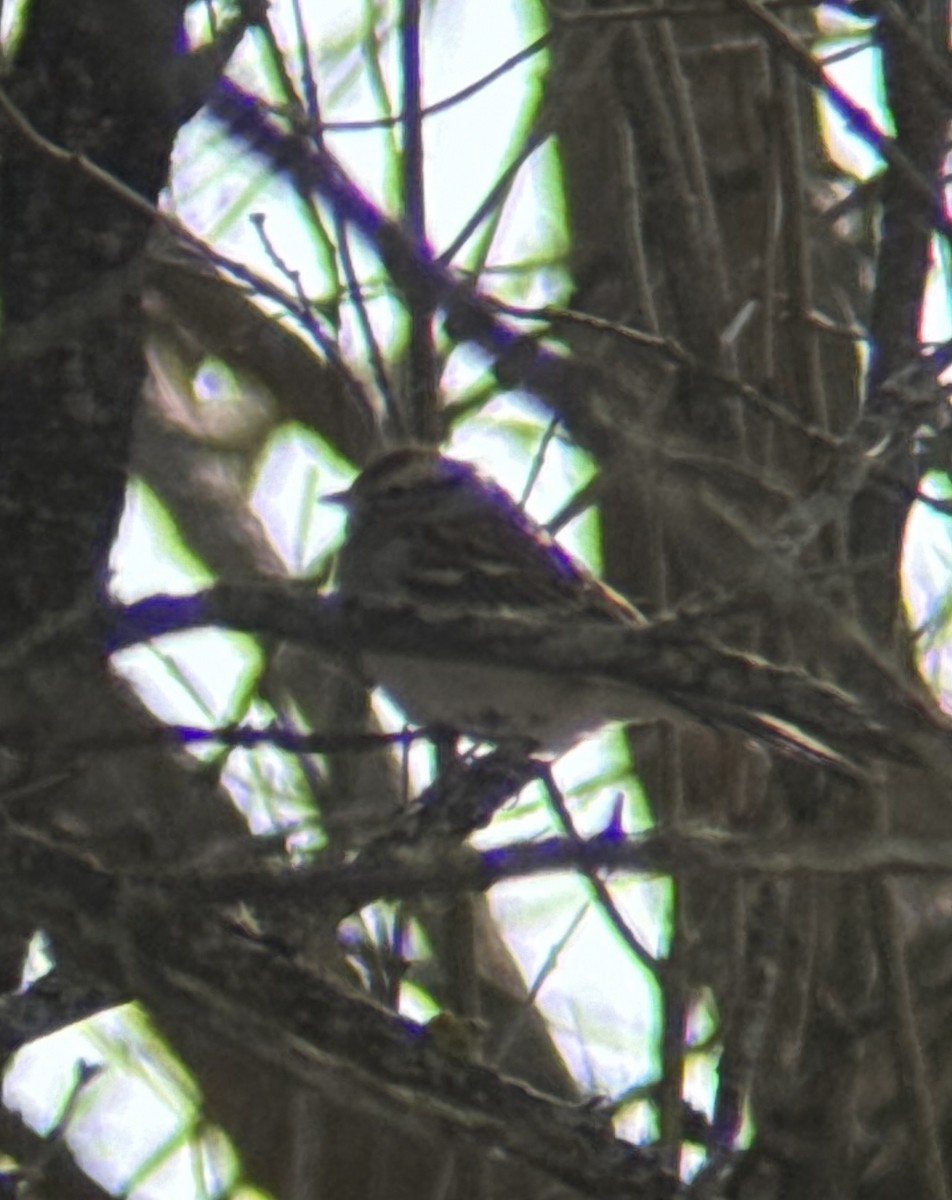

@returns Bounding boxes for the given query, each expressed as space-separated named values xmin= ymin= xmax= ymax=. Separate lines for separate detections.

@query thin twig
xmin=776 ymin=60 xmax=828 ymax=426
xmin=319 ymin=36 xmax=551 ymax=132
xmin=539 ymin=767 xmax=660 ymax=976
xmin=401 ymin=0 xmax=438 ymax=441
xmin=254 ymin=7 xmax=398 ymax=432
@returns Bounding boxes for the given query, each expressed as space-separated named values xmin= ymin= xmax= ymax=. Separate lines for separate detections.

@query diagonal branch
xmin=102 ymin=585 xmax=952 ymax=771
xmin=0 ymin=816 xmax=673 ymax=1200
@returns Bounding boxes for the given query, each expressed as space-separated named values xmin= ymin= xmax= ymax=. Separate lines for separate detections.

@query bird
xmin=330 ymin=445 xmax=706 ymax=754
xmin=328 ymin=445 xmax=875 ymax=769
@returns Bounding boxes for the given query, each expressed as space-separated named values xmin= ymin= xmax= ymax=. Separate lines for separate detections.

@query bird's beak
xmin=322 ymin=485 xmax=353 ymax=507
